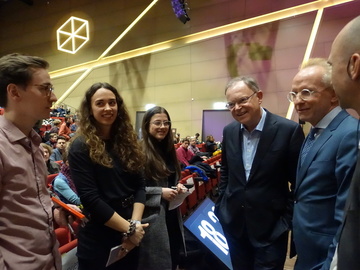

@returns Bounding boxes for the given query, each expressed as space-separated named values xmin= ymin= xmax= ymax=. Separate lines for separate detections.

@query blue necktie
xmin=301 ymin=128 xmax=318 ymax=165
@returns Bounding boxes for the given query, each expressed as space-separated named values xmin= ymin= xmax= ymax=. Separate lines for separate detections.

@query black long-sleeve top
xmin=68 ymin=136 xmax=145 ymax=224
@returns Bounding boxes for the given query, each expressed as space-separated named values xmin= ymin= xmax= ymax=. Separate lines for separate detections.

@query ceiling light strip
xmin=98 ymin=0 xmax=159 ymax=60
xmin=53 ymin=0 xmax=159 ymax=105
xmin=50 ymin=0 xmax=352 ymax=80
xmin=286 ymin=8 xmax=324 ymax=120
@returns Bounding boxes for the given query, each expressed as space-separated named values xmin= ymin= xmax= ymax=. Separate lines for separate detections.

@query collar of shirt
xmin=0 ymin=116 xmax=42 ymax=151
xmin=312 ymin=106 xmax=342 ymax=138
xmin=241 ymin=107 xmax=267 ymax=134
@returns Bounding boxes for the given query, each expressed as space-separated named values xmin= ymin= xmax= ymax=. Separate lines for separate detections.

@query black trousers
xmin=224 ymin=230 xmax=288 ymax=270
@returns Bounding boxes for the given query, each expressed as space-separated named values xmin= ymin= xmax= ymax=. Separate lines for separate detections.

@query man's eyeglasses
xmin=34 ymin=84 xmax=55 ymax=97
xmin=151 ymin=120 xmax=171 ymax=127
xmin=287 ymin=89 xmax=319 ymax=103
xmin=226 ymin=91 xmax=256 ymax=110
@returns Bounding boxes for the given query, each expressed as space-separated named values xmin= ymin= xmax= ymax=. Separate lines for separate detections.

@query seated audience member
xmin=48 ymin=119 xmax=61 ymax=134
xmin=174 ymin=133 xmax=181 ymax=144
xmin=58 ymin=116 xmax=72 ymax=140
xmin=45 ymin=133 xmax=58 ymax=149
xmin=176 ymin=138 xmax=194 ymax=167
xmin=195 ymin=132 xmax=201 ymax=144
xmin=189 ymin=138 xmax=208 ymax=160
xmin=70 ymin=118 xmax=79 ymax=134
xmin=53 ymin=149 xmax=81 ymax=205
xmin=41 ymin=143 xmax=61 ymax=175
xmin=189 ymin=138 xmax=200 ymax=155
xmin=50 ymin=136 xmax=67 ymax=162
xmin=205 ymin=135 xmax=218 ymax=155
xmin=57 ymin=105 xmax=66 ymax=117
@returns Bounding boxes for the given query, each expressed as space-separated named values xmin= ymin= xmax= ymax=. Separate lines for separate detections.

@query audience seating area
xmin=179 ymin=154 xmax=222 ymax=217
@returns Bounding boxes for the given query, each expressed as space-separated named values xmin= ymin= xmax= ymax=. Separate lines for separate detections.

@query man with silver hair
xmin=290 ymin=58 xmax=357 ymax=270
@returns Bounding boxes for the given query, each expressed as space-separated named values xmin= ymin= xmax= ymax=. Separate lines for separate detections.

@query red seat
xmin=54 ymin=160 xmax=63 ymax=165
xmin=59 ymin=239 xmax=78 ymax=255
xmin=181 ymin=169 xmax=191 ymax=179
xmin=194 ymin=176 xmax=206 ymax=201
xmin=55 ymin=227 xmax=71 ymax=247
xmin=180 ymin=174 xmax=197 ymax=210
xmin=47 ymin=173 xmax=58 ymax=186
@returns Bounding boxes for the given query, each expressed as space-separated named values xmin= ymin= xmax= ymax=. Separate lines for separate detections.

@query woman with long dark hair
xmin=68 ymin=82 xmax=148 ymax=270
xmin=138 ymin=106 xmax=186 ymax=270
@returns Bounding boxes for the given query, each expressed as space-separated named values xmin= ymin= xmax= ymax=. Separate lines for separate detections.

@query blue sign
xmin=184 ymin=198 xmax=233 ymax=270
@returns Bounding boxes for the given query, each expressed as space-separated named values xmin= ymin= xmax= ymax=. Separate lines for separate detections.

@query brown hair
xmin=74 ymin=82 xmax=144 ymax=172
xmin=141 ymin=106 xmax=181 ymax=182
xmin=0 ymin=53 xmax=49 ymax=107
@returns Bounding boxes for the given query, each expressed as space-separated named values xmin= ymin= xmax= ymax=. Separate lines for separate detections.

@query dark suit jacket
xmin=338 ymin=152 xmax=360 ymax=270
xmin=214 ymin=110 xmax=304 ymax=246
xmin=292 ymin=110 xmax=357 ymax=270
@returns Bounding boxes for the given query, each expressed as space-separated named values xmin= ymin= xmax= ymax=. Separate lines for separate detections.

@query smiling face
xmin=225 ymin=81 xmax=263 ymax=132
xmin=90 ymin=88 xmax=118 ymax=136
xmin=292 ymin=65 xmax=338 ymax=126
xmin=148 ymin=113 xmax=170 ymax=141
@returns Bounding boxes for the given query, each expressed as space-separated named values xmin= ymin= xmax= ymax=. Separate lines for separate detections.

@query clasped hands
xmin=118 ymin=223 xmax=148 ymax=259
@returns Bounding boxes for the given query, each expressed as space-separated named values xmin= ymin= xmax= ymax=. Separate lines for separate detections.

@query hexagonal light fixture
xmin=57 ymin=16 xmax=89 ymax=54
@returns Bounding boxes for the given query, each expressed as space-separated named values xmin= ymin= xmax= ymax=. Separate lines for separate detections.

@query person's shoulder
xmin=333 ymin=111 xmax=358 ymax=136
xmin=69 ymin=136 xmax=88 ymax=151
xmin=340 ymin=111 xmax=358 ymax=125
xmin=224 ymin=120 xmax=240 ymax=130
xmin=266 ymin=111 xmax=299 ymax=127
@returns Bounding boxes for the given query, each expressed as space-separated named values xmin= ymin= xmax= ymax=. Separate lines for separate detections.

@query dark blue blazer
xmin=215 ymin=110 xmax=304 ymax=246
xmin=292 ymin=110 xmax=358 ymax=270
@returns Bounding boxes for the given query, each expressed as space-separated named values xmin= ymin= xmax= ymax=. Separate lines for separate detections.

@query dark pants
xmin=225 ymin=230 xmax=288 ymax=270
xmin=78 ymin=247 xmax=139 ymax=270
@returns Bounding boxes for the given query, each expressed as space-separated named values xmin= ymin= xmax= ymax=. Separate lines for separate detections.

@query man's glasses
xmin=226 ymin=91 xmax=256 ymax=110
xmin=151 ymin=120 xmax=171 ymax=127
xmin=34 ymin=84 xmax=55 ymax=97
xmin=287 ymin=89 xmax=319 ymax=103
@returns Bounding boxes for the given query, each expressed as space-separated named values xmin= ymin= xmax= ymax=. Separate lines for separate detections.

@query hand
xmin=176 ymin=183 xmax=188 ymax=194
xmin=162 ymin=187 xmax=178 ymax=202
xmin=117 ymin=238 xmax=136 ymax=259
xmin=53 ymin=204 xmax=82 ymax=227
xmin=128 ymin=223 xmax=149 ymax=246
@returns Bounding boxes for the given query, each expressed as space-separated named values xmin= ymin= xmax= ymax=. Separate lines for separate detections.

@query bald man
xmin=328 ymin=15 xmax=360 ymax=270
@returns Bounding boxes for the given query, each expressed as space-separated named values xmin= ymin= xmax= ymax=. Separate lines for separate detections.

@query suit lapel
xmin=236 ymin=122 xmax=247 ymax=183
xmin=295 ymin=110 xmax=349 ymax=191
xmin=248 ymin=112 xmax=277 ymax=182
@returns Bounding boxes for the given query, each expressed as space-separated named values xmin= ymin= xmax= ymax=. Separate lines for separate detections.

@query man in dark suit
xmin=214 ymin=76 xmax=304 ymax=269
xmin=328 ymin=15 xmax=360 ymax=270
xmin=290 ymin=58 xmax=357 ymax=270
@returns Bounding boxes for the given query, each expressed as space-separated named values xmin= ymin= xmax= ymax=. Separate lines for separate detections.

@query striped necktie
xmin=301 ymin=128 xmax=319 ymax=165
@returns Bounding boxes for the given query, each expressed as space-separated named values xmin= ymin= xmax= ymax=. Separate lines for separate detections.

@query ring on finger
xmin=120 ymin=246 xmax=129 ymax=253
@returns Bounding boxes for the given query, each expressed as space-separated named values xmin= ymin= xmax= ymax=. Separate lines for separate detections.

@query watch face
xmin=184 ymin=198 xmax=233 ymax=270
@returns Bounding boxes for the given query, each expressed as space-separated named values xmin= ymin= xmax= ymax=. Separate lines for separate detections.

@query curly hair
xmin=141 ymin=106 xmax=181 ymax=182
xmin=75 ymin=82 xmax=144 ymax=172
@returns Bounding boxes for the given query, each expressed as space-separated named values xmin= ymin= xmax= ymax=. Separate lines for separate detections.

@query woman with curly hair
xmin=68 ymin=82 xmax=148 ymax=270
xmin=138 ymin=106 xmax=186 ymax=270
